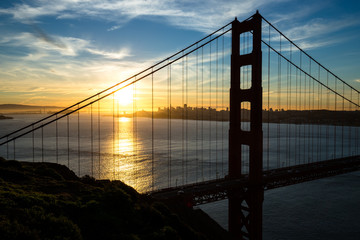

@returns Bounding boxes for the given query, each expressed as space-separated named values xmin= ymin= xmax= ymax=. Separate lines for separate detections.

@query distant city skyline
xmin=0 ymin=0 xmax=359 ymax=107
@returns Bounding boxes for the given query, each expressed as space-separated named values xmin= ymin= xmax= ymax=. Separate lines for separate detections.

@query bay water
xmin=0 ymin=114 xmax=359 ymax=239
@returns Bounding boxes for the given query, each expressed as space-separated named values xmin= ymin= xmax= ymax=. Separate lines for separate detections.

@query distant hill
xmin=0 ymin=115 xmax=12 ymax=120
xmin=0 ymin=104 xmax=63 ymax=114
xmin=0 ymin=104 xmax=60 ymax=110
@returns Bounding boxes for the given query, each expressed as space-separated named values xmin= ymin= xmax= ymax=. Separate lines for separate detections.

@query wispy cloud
xmin=0 ymin=30 xmax=131 ymax=60
xmin=264 ymin=15 xmax=360 ymax=51
xmin=283 ymin=17 xmax=360 ymax=42
xmin=87 ymin=48 xmax=131 ymax=59
xmin=2 ymin=0 xmax=358 ymax=38
xmin=0 ymin=32 xmax=84 ymax=57
xmin=267 ymin=2 xmax=323 ymax=25
xmin=107 ymin=25 xmax=122 ymax=31
xmin=0 ymin=0 xmax=286 ymax=32
xmin=32 ymin=25 xmax=67 ymax=49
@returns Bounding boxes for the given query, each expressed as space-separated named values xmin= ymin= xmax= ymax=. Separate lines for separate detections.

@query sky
xmin=0 ymin=0 xmax=359 ymax=107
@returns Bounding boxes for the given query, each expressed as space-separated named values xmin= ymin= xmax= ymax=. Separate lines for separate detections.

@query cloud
xmin=32 ymin=25 xmax=67 ymax=49
xmin=0 ymin=30 xmax=133 ymax=60
xmin=0 ymin=2 xmax=67 ymax=23
xmin=0 ymin=0 xmax=286 ymax=32
xmin=1 ymin=0 xmax=358 ymax=38
xmin=296 ymin=38 xmax=344 ymax=50
xmin=107 ymin=25 xmax=122 ymax=31
xmin=26 ymin=87 xmax=46 ymax=92
xmin=355 ymin=79 xmax=360 ymax=83
xmin=263 ymin=15 xmax=360 ymax=51
xmin=283 ymin=17 xmax=360 ymax=42
xmin=87 ymin=48 xmax=131 ymax=59
xmin=266 ymin=2 xmax=324 ymax=25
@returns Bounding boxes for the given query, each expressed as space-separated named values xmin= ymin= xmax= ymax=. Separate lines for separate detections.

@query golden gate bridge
xmin=1 ymin=11 xmax=359 ymax=239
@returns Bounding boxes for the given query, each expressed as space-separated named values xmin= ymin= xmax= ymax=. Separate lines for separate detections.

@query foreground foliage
xmin=0 ymin=158 xmax=228 ymax=240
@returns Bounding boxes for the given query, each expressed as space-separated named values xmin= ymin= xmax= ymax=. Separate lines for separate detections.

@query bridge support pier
xmin=229 ymin=11 xmax=263 ymax=240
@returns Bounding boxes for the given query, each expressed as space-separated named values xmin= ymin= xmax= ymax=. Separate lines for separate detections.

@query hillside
xmin=0 ymin=157 xmax=230 ymax=240
xmin=0 ymin=115 xmax=12 ymax=120
xmin=0 ymin=104 xmax=60 ymax=109
xmin=0 ymin=104 xmax=62 ymax=114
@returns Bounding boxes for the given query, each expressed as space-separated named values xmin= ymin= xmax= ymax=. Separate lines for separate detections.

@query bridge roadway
xmin=150 ymin=155 xmax=360 ymax=206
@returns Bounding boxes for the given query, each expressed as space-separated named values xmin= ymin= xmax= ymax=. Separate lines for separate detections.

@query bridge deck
xmin=150 ymin=156 xmax=360 ymax=205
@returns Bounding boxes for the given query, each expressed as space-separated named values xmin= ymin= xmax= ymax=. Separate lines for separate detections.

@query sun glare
xmin=119 ymin=117 xmax=130 ymax=122
xmin=114 ymin=87 xmax=133 ymax=106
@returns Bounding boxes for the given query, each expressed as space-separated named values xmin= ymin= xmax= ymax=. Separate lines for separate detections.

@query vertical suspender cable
xmin=342 ymin=83 xmax=345 ymax=157
xmin=216 ymin=37 xmax=219 ymax=178
xmin=134 ymin=79 xmax=138 ymax=187
xmin=67 ymin=115 xmax=70 ymax=167
xmin=309 ymin=59 xmax=312 ymax=163
xmin=186 ymin=55 xmax=189 ymax=183
xmin=295 ymin=63 xmax=298 ymax=165
xmin=6 ymin=137 xmax=9 ymax=159
xmin=267 ymin=24 xmax=270 ymax=170
xmin=113 ymin=94 xmax=115 ymax=179
xmin=98 ymin=95 xmax=101 ymax=178
xmin=56 ymin=114 xmax=58 ymax=164
xmin=301 ymin=52 xmax=306 ymax=164
xmin=91 ymin=104 xmax=93 ymax=177
xmin=117 ymin=89 xmax=120 ymax=180
xmin=312 ymin=62 xmax=316 ymax=162
xmin=151 ymin=69 xmax=154 ymax=191
xmin=277 ymin=33 xmax=281 ymax=168
xmin=318 ymin=65 xmax=321 ymax=162
xmin=132 ymin=80 xmax=136 ymax=185
xmin=334 ymin=77 xmax=337 ymax=159
xmin=169 ymin=64 xmax=172 ymax=186
xmin=358 ymin=93 xmax=360 ymax=155
xmin=289 ymin=43 xmax=292 ymax=166
xmin=181 ymin=54 xmax=184 ymax=184
xmin=41 ymin=127 xmax=44 ymax=162
xmin=356 ymin=92 xmax=358 ymax=155
xmin=209 ymin=38 xmax=212 ymax=179
xmin=167 ymin=64 xmax=170 ymax=187
xmin=308 ymin=59 xmax=311 ymax=163
xmin=299 ymin=52 xmax=302 ymax=163
xmin=304 ymin=58 xmax=308 ymax=163
xmin=201 ymin=47 xmax=204 ymax=181
xmin=196 ymin=44 xmax=199 ymax=182
xmin=349 ymin=90 xmax=352 ymax=156
xmin=221 ymin=32 xmax=225 ymax=176
xmin=77 ymin=105 xmax=80 ymax=176
xmin=167 ymin=62 xmax=171 ymax=187
xmin=32 ymin=125 xmax=34 ymax=162
xmin=286 ymin=43 xmax=290 ymax=167
xmin=326 ymin=72 xmax=329 ymax=160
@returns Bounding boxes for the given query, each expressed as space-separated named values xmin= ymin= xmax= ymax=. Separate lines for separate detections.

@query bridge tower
xmin=228 ymin=12 xmax=263 ymax=239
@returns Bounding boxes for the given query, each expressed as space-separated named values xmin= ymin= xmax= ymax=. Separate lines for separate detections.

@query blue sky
xmin=0 ymin=0 xmax=359 ymax=106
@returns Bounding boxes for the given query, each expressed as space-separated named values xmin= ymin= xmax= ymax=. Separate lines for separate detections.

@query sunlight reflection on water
xmin=0 ymin=114 xmax=359 ymax=195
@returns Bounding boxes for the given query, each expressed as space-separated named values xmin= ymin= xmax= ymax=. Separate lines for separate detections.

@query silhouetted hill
xmin=0 ymin=104 xmax=60 ymax=110
xmin=0 ymin=115 xmax=12 ymax=120
xmin=0 ymin=157 xmax=230 ymax=240
xmin=0 ymin=104 xmax=62 ymax=114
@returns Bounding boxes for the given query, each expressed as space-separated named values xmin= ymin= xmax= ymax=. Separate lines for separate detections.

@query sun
xmin=114 ymin=86 xmax=133 ymax=106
